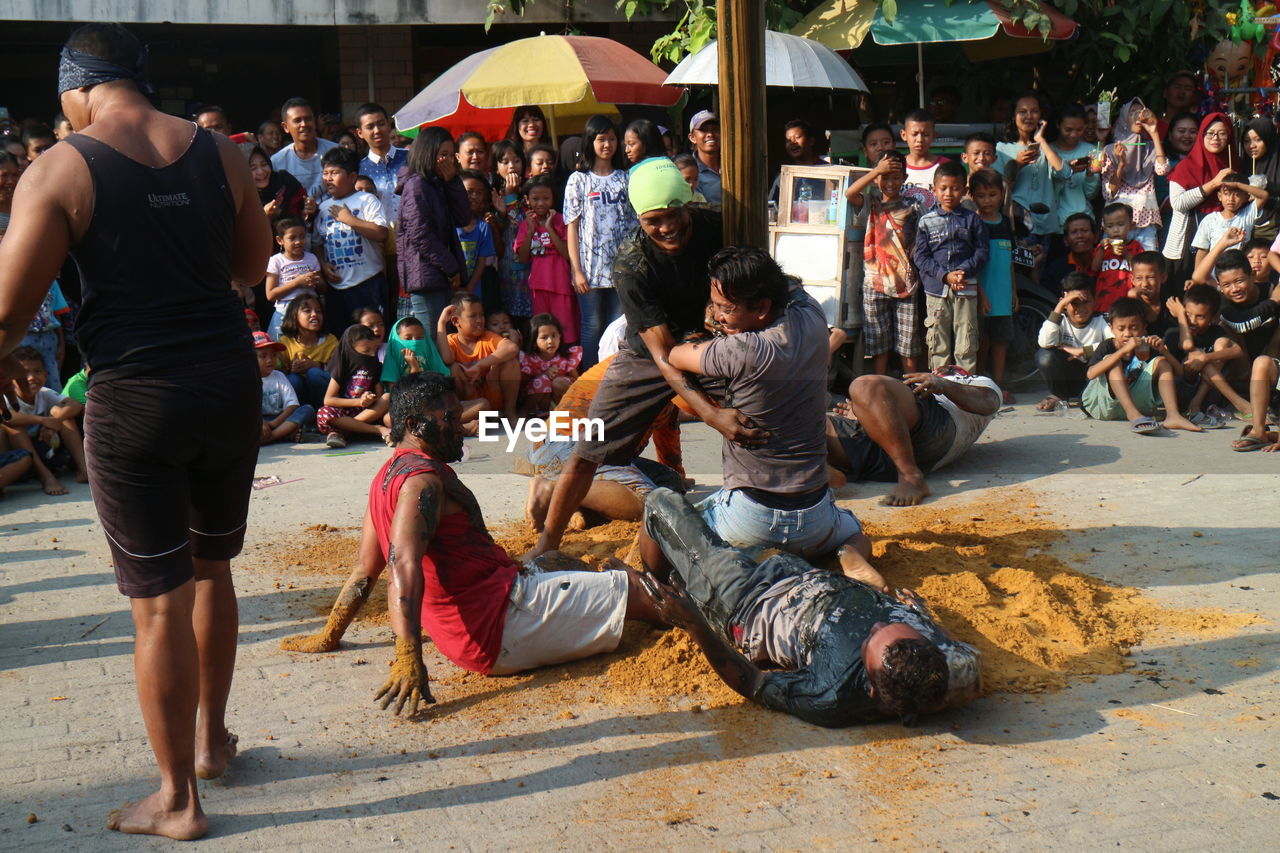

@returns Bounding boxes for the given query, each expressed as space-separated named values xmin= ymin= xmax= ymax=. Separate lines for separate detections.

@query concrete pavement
xmin=2 ymin=397 xmax=1278 ymax=851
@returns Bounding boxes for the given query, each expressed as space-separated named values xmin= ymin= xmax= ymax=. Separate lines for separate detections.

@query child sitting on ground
xmin=971 ymin=167 xmax=1017 ymax=402
xmin=1165 ymin=282 xmax=1251 ymax=421
xmin=486 ymin=309 xmax=523 ymax=349
xmin=4 ymin=345 xmax=88 ymax=487
xmin=1082 ymin=296 xmax=1200 ymax=433
xmin=913 ymin=160 xmax=989 ymax=372
xmin=278 ymin=295 xmax=338 ymax=411
xmin=1194 ymin=244 xmax=1280 ymax=360
xmin=381 ymin=316 xmax=448 ymax=389
xmin=316 ymin=324 xmax=391 ymax=449
xmin=517 ymin=175 xmax=579 ymax=345
xmin=1092 ymin=202 xmax=1145 ymax=314
xmin=0 ymin=425 xmax=36 ymax=498
xmin=1036 ymin=272 xmax=1112 ymax=410
xmin=847 ymin=150 xmax=921 ymax=375
xmin=254 ymin=331 xmax=314 ymax=444
xmin=1126 ymin=251 xmax=1174 ymax=336
xmin=458 ymin=169 xmax=499 ymax=303
xmin=519 ymin=313 xmax=583 ymax=413
xmin=436 ymin=291 xmax=521 ymax=426
xmin=1190 ymin=171 xmax=1269 ymax=270
xmin=353 ymin=305 xmax=387 ymax=362
xmin=264 ymin=216 xmax=335 ymax=339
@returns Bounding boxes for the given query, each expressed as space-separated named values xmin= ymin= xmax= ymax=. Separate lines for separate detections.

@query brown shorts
xmin=579 ymin=345 xmax=724 ymax=467
xmin=84 ymin=358 xmax=261 ymax=598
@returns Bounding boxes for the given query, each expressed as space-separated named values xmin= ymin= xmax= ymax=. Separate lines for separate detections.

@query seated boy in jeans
xmin=1082 ymin=297 xmax=1201 ymax=433
xmin=1035 ymin=272 xmax=1112 ymax=410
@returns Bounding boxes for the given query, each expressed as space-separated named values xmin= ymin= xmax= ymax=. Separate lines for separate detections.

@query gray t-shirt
xmin=698 ymin=288 xmax=829 ymax=495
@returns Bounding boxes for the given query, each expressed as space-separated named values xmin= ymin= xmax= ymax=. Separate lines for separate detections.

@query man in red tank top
xmin=285 ymin=372 xmax=661 ymax=717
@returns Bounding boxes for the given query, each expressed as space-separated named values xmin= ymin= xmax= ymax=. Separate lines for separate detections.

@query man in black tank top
xmin=0 ymin=24 xmax=271 ymax=841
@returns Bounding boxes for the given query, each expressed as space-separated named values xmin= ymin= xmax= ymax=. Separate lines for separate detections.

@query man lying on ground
xmin=282 ymin=374 xmax=660 ymax=712
xmin=826 ymin=368 xmax=1001 ymax=507
xmin=636 ymin=488 xmax=981 ymax=728
xmin=649 ymin=245 xmax=884 ymax=590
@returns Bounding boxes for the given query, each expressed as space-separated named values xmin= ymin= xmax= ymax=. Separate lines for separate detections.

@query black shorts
xmin=580 ymin=344 xmax=723 ymax=467
xmin=827 ymin=396 xmax=958 ymax=482
xmin=84 ymin=358 xmax=261 ymax=598
xmin=982 ymin=315 xmax=1015 ymax=344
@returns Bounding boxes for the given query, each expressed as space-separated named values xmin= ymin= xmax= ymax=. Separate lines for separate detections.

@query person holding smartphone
xmin=1051 ymin=104 xmax=1101 ymax=247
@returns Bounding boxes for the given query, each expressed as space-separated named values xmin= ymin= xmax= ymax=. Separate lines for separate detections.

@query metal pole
xmin=717 ymin=0 xmax=767 ymax=247
xmin=917 ymin=42 xmax=925 ymax=109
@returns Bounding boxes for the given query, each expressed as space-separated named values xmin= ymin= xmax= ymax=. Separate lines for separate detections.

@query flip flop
xmin=1130 ymin=417 xmax=1161 ymax=435
xmin=1035 ymin=395 xmax=1061 ymax=413
xmin=1232 ymin=434 xmax=1272 ymax=451
xmin=1187 ymin=411 xmax=1228 ymax=429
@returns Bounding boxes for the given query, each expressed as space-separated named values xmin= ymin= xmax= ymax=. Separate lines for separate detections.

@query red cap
xmin=252 ymin=331 xmax=285 ymax=352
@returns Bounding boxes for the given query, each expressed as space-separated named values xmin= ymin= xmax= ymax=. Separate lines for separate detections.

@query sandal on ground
xmin=1186 ymin=411 xmax=1228 ymax=429
xmin=1232 ymin=427 xmax=1276 ymax=451
xmin=1035 ymin=395 xmax=1061 ymax=412
xmin=1130 ymin=417 xmax=1161 ymax=435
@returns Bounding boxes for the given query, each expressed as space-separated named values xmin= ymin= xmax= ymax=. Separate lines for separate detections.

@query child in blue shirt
xmin=970 ymin=168 xmax=1017 ymax=402
xmin=458 ymin=170 xmax=499 ymax=302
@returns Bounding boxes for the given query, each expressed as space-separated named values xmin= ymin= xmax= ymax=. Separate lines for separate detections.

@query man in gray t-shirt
xmin=647 ymin=246 xmax=885 ymax=591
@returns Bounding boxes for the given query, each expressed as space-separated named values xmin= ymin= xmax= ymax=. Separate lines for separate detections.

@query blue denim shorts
xmin=696 ymin=487 xmax=862 ymax=559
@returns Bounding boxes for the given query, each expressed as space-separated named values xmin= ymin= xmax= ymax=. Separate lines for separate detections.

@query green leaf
xmin=1116 ymin=45 xmax=1131 ymax=62
xmin=882 ymin=0 xmax=898 ymax=25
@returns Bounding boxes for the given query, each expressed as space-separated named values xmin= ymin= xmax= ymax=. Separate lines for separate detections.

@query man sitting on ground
xmin=650 ymin=246 xmax=884 ymax=590
xmin=636 ymin=488 xmax=981 ymax=728
xmin=827 ymin=368 xmax=1002 ymax=507
xmin=281 ymin=374 xmax=660 ymax=694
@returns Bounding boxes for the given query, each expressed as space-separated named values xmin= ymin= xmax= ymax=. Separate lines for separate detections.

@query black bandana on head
xmin=57 ymin=45 xmax=154 ymax=96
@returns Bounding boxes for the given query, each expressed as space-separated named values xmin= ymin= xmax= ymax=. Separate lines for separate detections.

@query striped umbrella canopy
xmin=664 ymin=29 xmax=869 ymax=91
xmin=793 ymin=0 xmax=1079 ymax=104
xmin=394 ymin=34 xmax=685 ymax=141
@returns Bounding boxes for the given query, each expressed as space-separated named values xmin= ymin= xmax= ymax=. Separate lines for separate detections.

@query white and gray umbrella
xmin=663 ymin=29 xmax=868 ymax=92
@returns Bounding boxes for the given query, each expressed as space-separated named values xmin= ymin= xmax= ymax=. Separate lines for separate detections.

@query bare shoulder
xmin=12 ymin=142 xmax=92 ymax=232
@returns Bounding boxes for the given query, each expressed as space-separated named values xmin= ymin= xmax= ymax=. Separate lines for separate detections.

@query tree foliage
xmin=486 ymin=0 xmax=1257 ymax=104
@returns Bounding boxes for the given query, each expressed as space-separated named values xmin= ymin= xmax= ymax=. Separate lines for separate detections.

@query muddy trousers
xmin=642 ymin=488 xmax=813 ymax=637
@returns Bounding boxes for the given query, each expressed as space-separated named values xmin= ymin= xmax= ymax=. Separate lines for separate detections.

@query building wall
xmin=337 ymin=26 xmax=414 ymax=121
xmin=0 ymin=0 xmax=669 ymax=26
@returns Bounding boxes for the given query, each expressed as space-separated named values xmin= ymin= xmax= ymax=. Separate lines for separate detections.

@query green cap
xmin=628 ymin=157 xmax=693 ymax=216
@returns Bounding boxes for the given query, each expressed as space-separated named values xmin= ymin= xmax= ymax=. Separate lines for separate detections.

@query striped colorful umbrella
xmin=393 ymin=35 xmax=685 ymax=141
xmin=793 ymin=0 xmax=1078 ymax=105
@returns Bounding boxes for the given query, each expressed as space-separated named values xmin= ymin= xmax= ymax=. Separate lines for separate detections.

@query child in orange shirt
xmin=436 ymin=291 xmax=521 ymax=426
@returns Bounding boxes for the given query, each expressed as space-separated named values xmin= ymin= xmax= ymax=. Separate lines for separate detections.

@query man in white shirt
xmin=271 ymin=97 xmax=338 ymax=199
xmin=826 ymin=368 xmax=1001 ymax=507
xmin=313 ymin=147 xmax=390 ymax=334
xmin=355 ymin=102 xmax=408 ymax=224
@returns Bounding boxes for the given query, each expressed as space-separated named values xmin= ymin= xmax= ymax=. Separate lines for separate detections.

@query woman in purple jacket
xmin=395 ymin=126 xmax=471 ymax=331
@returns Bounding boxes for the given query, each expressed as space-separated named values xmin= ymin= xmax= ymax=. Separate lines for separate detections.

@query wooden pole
xmin=717 ymin=0 xmax=767 ymax=247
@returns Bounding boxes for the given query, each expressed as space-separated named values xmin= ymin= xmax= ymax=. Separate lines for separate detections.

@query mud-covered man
xmin=637 ymin=489 xmax=981 ymax=728
xmin=283 ymin=373 xmax=661 ymax=713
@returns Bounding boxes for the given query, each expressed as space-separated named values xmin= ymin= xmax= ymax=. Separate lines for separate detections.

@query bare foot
xmin=881 ymin=474 xmax=929 ymax=507
xmin=75 ymin=469 xmax=90 ymax=484
xmin=279 ymin=632 xmax=340 ymax=653
xmin=1162 ymin=415 xmax=1203 ymax=432
xmin=195 ymin=730 xmax=238 ymax=780
xmin=106 ymin=790 xmax=207 ymax=840
xmin=40 ymin=475 xmax=68 ymax=496
xmin=1036 ymin=395 xmax=1061 ymax=412
xmin=842 ymin=563 xmax=889 ymax=593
